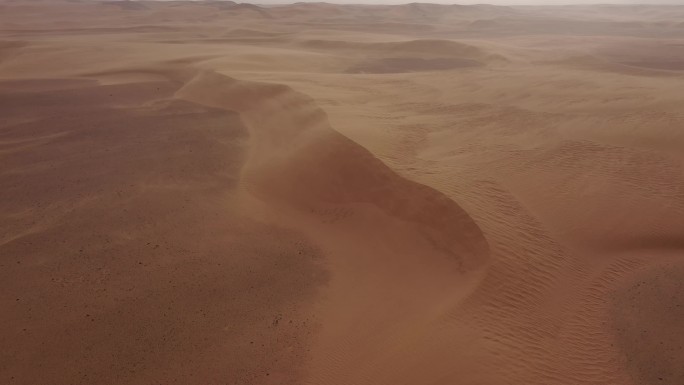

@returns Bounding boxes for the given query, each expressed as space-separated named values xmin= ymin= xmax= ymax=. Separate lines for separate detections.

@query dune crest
xmin=176 ymin=70 xmax=489 ymax=269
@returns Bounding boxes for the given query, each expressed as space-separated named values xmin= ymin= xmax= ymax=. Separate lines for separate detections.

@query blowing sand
xmin=1 ymin=1 xmax=684 ymax=384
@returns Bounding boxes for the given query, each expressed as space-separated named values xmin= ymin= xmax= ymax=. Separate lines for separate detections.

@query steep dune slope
xmin=176 ymin=70 xmax=489 ymax=267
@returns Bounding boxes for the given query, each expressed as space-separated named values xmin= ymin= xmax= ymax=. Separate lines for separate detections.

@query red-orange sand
xmin=1 ymin=1 xmax=684 ymax=384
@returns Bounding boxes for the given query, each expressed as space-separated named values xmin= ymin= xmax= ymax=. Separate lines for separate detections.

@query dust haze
xmin=2 ymin=1 xmax=684 ymax=385
xmin=257 ymin=1 xmax=684 ymax=4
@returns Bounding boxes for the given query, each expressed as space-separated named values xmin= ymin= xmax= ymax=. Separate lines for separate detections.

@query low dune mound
xmin=361 ymin=40 xmax=504 ymax=72
xmin=142 ymin=1 xmax=271 ymax=18
xmin=620 ymin=60 xmax=684 ymax=71
xmin=303 ymin=38 xmax=493 ymax=58
xmin=301 ymin=38 xmax=505 ymax=73
xmin=347 ymin=57 xmax=482 ymax=74
xmin=547 ymin=54 xmax=681 ymax=77
xmin=469 ymin=18 xmax=499 ymax=29
xmin=270 ymin=2 xmax=349 ymax=19
xmin=0 ymin=40 xmax=26 ymax=64
xmin=223 ymin=3 xmax=272 ymax=18
xmin=176 ymin=70 xmax=489 ymax=269
xmin=101 ymin=0 xmax=148 ymax=11
xmin=379 ymin=3 xmax=516 ymax=22
xmin=211 ymin=28 xmax=291 ymax=44
xmin=460 ymin=15 xmax=660 ymax=37
xmin=224 ymin=28 xmax=287 ymax=38
xmin=385 ymin=39 xmax=489 ymax=57
xmin=593 ymin=41 xmax=684 ymax=71
xmin=0 ymin=78 xmax=93 ymax=92
xmin=261 ymin=2 xmax=515 ymax=22
xmin=204 ymin=0 xmax=238 ymax=11
xmin=384 ymin=3 xmax=450 ymax=20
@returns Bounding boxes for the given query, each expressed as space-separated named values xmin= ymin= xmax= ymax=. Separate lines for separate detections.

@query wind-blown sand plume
xmin=176 ymin=70 xmax=489 ymax=267
xmin=3 ymin=2 xmax=684 ymax=385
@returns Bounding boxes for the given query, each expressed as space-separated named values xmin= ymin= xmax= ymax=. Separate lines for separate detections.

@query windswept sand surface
xmin=2 ymin=1 xmax=684 ymax=384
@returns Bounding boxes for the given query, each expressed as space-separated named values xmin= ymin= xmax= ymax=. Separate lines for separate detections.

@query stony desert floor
xmin=1 ymin=1 xmax=684 ymax=384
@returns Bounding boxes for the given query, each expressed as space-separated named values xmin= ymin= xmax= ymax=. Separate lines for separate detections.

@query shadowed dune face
xmin=0 ymin=79 xmax=328 ymax=384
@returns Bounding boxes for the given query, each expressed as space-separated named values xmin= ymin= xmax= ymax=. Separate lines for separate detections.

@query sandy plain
xmin=1 ymin=1 xmax=684 ymax=384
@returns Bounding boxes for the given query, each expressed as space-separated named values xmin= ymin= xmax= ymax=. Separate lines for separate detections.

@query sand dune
xmin=176 ymin=70 xmax=489 ymax=265
xmin=0 ymin=41 xmax=25 ymax=65
xmin=301 ymin=39 xmax=503 ymax=62
xmin=103 ymin=1 xmax=150 ymax=11
xmin=2 ymin=1 xmax=684 ymax=385
xmin=300 ymin=39 xmax=505 ymax=72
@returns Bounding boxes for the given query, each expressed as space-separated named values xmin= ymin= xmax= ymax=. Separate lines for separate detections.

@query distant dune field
xmin=1 ymin=1 xmax=684 ymax=385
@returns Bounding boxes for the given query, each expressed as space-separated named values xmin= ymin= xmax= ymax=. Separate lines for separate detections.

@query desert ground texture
xmin=1 ymin=1 xmax=684 ymax=384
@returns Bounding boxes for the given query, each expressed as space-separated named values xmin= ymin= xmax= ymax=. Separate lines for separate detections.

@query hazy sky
xmin=427 ymin=0 xmax=684 ymax=3
xmin=254 ymin=0 xmax=684 ymax=4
